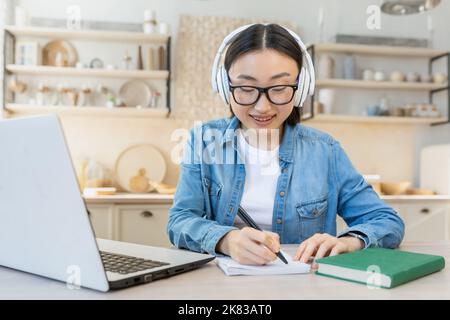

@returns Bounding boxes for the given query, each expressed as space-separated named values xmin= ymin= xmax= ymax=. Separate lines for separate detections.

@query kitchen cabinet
xmin=86 ymin=201 xmax=172 ymax=248
xmin=336 ymin=199 xmax=450 ymax=242
xmin=87 ymin=204 xmax=115 ymax=239
xmin=390 ymin=201 xmax=450 ymax=242
xmin=85 ymin=195 xmax=450 ymax=246
xmin=115 ymin=205 xmax=171 ymax=247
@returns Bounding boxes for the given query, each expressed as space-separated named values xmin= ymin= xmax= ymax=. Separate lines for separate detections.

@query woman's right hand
xmin=216 ymin=227 xmax=281 ymax=265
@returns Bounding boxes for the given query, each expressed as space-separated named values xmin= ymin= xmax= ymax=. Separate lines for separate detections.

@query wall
xmin=8 ymin=0 xmax=450 ymax=187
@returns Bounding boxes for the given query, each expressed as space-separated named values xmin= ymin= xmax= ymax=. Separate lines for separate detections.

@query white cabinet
xmin=390 ymin=201 xmax=450 ymax=242
xmin=336 ymin=200 xmax=450 ymax=242
xmin=87 ymin=204 xmax=114 ymax=239
xmin=115 ymin=205 xmax=171 ymax=247
xmin=86 ymin=203 xmax=172 ymax=248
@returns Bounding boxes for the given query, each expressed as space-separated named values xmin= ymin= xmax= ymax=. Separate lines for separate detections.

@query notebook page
xmin=216 ymin=251 xmax=311 ymax=276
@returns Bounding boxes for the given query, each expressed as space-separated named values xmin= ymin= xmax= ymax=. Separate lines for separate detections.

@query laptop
xmin=0 ymin=115 xmax=214 ymax=292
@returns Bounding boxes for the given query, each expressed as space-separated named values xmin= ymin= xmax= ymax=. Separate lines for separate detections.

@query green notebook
xmin=315 ymin=248 xmax=445 ymax=289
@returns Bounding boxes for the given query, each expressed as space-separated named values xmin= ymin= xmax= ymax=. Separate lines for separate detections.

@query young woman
xmin=167 ymin=24 xmax=404 ymax=266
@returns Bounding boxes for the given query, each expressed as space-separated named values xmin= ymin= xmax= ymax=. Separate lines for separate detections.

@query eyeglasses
xmin=229 ymin=83 xmax=299 ymax=106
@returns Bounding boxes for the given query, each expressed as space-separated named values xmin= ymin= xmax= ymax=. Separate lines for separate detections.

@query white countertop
xmin=0 ymin=241 xmax=448 ymax=299
xmin=84 ymin=193 xmax=174 ymax=204
xmin=83 ymin=193 xmax=450 ymax=204
xmin=381 ymin=195 xmax=450 ymax=201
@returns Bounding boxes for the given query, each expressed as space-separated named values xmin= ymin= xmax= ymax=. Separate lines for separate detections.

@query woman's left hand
xmin=293 ymin=233 xmax=364 ymax=267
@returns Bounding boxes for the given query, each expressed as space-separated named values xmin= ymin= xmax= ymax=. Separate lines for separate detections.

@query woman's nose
xmin=253 ymin=93 xmax=272 ymax=114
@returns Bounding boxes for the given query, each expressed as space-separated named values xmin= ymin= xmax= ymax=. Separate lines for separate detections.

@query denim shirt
xmin=167 ymin=116 xmax=405 ymax=255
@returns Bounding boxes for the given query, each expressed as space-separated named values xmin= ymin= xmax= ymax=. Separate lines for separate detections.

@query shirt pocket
xmin=296 ymin=196 xmax=328 ymax=241
xmin=203 ymin=177 xmax=223 ymax=198
xmin=202 ymin=177 xmax=223 ymax=220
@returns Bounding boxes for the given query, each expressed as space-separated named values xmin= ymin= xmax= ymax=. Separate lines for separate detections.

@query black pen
xmin=237 ymin=206 xmax=288 ymax=264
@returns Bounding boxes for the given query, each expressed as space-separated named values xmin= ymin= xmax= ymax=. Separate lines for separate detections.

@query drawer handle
xmin=420 ymin=208 xmax=430 ymax=214
xmin=140 ymin=210 xmax=154 ymax=218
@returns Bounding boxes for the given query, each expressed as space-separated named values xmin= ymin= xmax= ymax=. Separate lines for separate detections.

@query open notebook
xmin=216 ymin=251 xmax=311 ymax=276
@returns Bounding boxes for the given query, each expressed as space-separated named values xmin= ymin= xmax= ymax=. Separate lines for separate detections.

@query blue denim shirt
xmin=167 ymin=116 xmax=405 ymax=255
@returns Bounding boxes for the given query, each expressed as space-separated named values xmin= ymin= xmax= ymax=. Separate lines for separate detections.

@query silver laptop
xmin=0 ymin=115 xmax=214 ymax=292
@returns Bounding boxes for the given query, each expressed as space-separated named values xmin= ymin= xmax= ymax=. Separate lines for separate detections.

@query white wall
xmin=15 ymin=0 xmax=450 ymax=47
xmin=11 ymin=0 xmax=450 ymax=186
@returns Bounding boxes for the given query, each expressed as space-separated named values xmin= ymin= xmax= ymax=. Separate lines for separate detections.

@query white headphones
xmin=211 ymin=24 xmax=315 ymax=108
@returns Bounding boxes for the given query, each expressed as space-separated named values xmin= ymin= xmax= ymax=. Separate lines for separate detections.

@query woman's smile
xmin=249 ymin=114 xmax=277 ymax=127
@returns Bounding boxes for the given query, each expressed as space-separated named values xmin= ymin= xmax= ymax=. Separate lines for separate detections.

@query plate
xmin=42 ymin=40 xmax=78 ymax=67
xmin=115 ymin=144 xmax=166 ymax=193
xmin=119 ymin=80 xmax=152 ymax=107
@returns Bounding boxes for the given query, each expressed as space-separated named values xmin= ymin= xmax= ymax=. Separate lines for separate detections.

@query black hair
xmin=224 ymin=24 xmax=303 ymax=126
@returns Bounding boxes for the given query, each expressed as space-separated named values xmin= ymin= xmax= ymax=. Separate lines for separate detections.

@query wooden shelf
xmin=4 ymin=25 xmax=169 ymax=44
xmin=312 ymin=43 xmax=448 ymax=58
xmin=306 ymin=114 xmax=446 ymax=124
xmin=6 ymin=64 xmax=169 ymax=79
xmin=316 ymin=79 xmax=448 ymax=91
xmin=4 ymin=104 xmax=169 ymax=118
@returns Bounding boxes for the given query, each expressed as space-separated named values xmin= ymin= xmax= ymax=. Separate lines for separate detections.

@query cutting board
xmin=115 ymin=144 xmax=166 ymax=193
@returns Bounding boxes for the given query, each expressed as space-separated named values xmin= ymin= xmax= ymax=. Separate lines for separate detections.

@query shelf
xmin=4 ymin=25 xmax=169 ymax=44
xmin=307 ymin=114 xmax=446 ymax=124
xmin=312 ymin=43 xmax=448 ymax=58
xmin=6 ymin=64 xmax=169 ymax=79
xmin=316 ymin=79 xmax=448 ymax=91
xmin=4 ymin=104 xmax=169 ymax=118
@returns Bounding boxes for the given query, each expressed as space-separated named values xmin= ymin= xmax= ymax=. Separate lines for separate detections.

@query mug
xmin=374 ymin=71 xmax=385 ymax=82
xmin=75 ymin=61 xmax=85 ymax=69
xmin=362 ymin=69 xmax=374 ymax=81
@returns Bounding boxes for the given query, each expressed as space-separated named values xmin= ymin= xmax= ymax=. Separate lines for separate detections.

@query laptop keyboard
xmin=100 ymin=251 xmax=170 ymax=275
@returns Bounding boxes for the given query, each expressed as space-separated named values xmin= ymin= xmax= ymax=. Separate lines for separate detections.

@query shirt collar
xmin=222 ymin=116 xmax=295 ymax=163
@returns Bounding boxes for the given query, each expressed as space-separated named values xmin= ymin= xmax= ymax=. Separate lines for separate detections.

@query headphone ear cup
xmin=294 ymin=68 xmax=306 ymax=107
xmin=300 ymin=69 xmax=311 ymax=107
xmin=220 ymin=66 xmax=230 ymax=105
xmin=216 ymin=65 xmax=227 ymax=104
xmin=293 ymin=89 xmax=301 ymax=108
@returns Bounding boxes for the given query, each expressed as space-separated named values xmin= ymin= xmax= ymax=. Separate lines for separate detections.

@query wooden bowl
xmin=405 ymin=188 xmax=437 ymax=196
xmin=154 ymin=183 xmax=176 ymax=195
xmin=380 ymin=181 xmax=411 ymax=195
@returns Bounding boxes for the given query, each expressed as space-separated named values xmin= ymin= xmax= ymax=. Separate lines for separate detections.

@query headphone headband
xmin=211 ymin=23 xmax=315 ymax=107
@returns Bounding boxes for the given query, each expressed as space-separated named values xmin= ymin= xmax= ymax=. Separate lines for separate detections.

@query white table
xmin=0 ymin=242 xmax=449 ymax=300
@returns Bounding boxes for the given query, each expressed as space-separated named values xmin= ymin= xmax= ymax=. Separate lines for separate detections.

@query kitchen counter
xmin=381 ymin=195 xmax=450 ymax=201
xmin=83 ymin=193 xmax=450 ymax=204
xmin=0 ymin=241 xmax=448 ymax=299
xmin=83 ymin=193 xmax=174 ymax=204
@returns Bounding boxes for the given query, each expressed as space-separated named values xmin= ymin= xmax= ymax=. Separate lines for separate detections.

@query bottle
xmin=137 ymin=45 xmax=143 ymax=70
xmin=158 ymin=46 xmax=166 ymax=70
xmin=343 ymin=54 xmax=356 ymax=80
xmin=379 ymin=96 xmax=390 ymax=116
xmin=146 ymin=47 xmax=155 ymax=70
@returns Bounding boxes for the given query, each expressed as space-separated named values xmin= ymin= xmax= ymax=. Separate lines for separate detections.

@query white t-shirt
xmin=234 ymin=130 xmax=281 ymax=231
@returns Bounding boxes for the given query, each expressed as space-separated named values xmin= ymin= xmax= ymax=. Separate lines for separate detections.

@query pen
xmin=237 ymin=206 xmax=288 ymax=264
